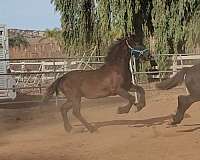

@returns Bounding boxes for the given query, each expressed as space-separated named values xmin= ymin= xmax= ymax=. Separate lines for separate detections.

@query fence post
xmin=53 ymin=58 xmax=58 ymax=106
xmin=40 ymin=61 xmax=46 ymax=93
xmin=21 ymin=61 xmax=25 ymax=93
xmin=172 ymin=54 xmax=177 ymax=77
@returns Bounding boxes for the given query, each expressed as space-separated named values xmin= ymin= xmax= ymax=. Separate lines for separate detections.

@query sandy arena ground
xmin=0 ymin=88 xmax=200 ymax=160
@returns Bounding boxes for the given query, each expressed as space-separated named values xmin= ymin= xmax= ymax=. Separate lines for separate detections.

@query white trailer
xmin=0 ymin=24 xmax=16 ymax=100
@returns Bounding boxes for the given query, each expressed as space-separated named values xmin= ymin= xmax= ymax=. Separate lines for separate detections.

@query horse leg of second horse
xmin=172 ymin=95 xmax=194 ymax=125
xmin=117 ymin=88 xmax=135 ymax=114
xmin=72 ymin=98 xmax=97 ymax=133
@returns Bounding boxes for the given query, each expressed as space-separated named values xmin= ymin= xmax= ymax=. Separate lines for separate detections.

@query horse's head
xmin=125 ymin=34 xmax=151 ymax=62
xmin=105 ymin=34 xmax=151 ymax=65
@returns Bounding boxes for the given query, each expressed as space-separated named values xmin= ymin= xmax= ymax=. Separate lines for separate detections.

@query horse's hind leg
xmin=72 ymin=97 xmax=97 ymax=133
xmin=117 ymin=88 xmax=135 ymax=114
xmin=171 ymin=95 xmax=195 ymax=125
xmin=60 ymin=101 xmax=73 ymax=132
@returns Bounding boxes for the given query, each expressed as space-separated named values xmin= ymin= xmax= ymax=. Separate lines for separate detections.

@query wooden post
xmin=53 ymin=58 xmax=58 ymax=106
xmin=172 ymin=54 xmax=177 ymax=77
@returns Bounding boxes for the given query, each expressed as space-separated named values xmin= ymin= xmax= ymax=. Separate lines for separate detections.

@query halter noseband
xmin=126 ymin=40 xmax=148 ymax=59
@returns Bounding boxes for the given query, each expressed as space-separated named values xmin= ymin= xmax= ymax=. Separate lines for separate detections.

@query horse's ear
xmin=126 ymin=32 xmax=135 ymax=40
xmin=130 ymin=33 xmax=135 ymax=38
xmin=125 ymin=32 xmax=129 ymax=37
xmin=128 ymin=32 xmax=132 ymax=38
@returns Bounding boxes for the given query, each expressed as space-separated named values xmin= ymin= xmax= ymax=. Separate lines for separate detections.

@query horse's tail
xmin=156 ymin=67 xmax=188 ymax=90
xmin=42 ymin=76 xmax=63 ymax=103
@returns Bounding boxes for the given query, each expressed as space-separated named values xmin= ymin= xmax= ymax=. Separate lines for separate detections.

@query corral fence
xmin=0 ymin=52 xmax=200 ymax=107
xmin=133 ymin=53 xmax=200 ymax=89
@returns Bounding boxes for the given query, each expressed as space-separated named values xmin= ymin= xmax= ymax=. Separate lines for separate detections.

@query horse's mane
xmin=104 ymin=34 xmax=139 ymax=64
xmin=105 ymin=36 xmax=127 ymax=64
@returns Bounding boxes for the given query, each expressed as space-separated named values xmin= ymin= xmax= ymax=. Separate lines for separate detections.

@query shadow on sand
xmin=177 ymin=123 xmax=200 ymax=133
xmin=74 ymin=114 xmax=191 ymax=130
xmin=91 ymin=113 xmax=190 ymax=129
xmin=94 ymin=115 xmax=173 ymax=128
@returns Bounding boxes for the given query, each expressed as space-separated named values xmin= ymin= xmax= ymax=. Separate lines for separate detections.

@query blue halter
xmin=131 ymin=48 xmax=149 ymax=59
xmin=126 ymin=40 xmax=149 ymax=59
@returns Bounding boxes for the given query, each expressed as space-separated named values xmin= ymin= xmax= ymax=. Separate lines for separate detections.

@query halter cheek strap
xmin=126 ymin=39 xmax=134 ymax=49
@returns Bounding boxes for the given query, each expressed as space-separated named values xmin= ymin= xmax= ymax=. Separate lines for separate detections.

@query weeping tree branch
xmin=51 ymin=0 xmax=200 ymax=58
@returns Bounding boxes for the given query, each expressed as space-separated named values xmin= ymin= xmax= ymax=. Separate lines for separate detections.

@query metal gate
xmin=0 ymin=24 xmax=16 ymax=100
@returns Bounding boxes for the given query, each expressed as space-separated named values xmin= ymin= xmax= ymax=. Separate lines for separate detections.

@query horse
xmin=43 ymin=34 xmax=150 ymax=133
xmin=156 ymin=63 xmax=200 ymax=125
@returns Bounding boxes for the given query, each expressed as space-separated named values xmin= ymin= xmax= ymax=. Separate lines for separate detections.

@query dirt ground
xmin=0 ymin=88 xmax=200 ymax=160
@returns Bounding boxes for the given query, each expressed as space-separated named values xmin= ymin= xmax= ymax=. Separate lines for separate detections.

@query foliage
xmin=39 ymin=28 xmax=65 ymax=52
xmin=51 ymin=0 xmax=200 ymax=59
xmin=186 ymin=6 xmax=200 ymax=48
xmin=9 ymin=34 xmax=29 ymax=48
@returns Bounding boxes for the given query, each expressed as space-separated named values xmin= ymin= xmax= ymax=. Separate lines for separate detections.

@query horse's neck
xmin=104 ymin=43 xmax=131 ymax=72
xmin=105 ymin=58 xmax=130 ymax=74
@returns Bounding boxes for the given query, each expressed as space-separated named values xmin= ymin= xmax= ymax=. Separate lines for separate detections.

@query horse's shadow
xmin=74 ymin=114 xmax=191 ymax=132
xmin=93 ymin=114 xmax=174 ymax=129
xmin=91 ymin=113 xmax=191 ymax=129
xmin=177 ymin=124 xmax=200 ymax=132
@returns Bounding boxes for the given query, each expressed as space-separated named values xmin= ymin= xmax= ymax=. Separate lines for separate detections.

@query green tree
xmin=9 ymin=33 xmax=29 ymax=48
xmin=39 ymin=28 xmax=64 ymax=52
xmin=51 ymin=0 xmax=200 ymax=58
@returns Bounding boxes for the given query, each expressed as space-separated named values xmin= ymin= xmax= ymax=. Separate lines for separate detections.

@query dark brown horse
xmin=43 ymin=34 xmax=148 ymax=132
xmin=156 ymin=63 xmax=200 ymax=125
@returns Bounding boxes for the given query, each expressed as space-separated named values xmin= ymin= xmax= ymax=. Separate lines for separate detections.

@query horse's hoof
xmin=135 ymin=103 xmax=145 ymax=112
xmin=64 ymin=124 xmax=72 ymax=132
xmin=166 ymin=123 xmax=177 ymax=128
xmin=136 ymin=106 xmax=142 ymax=112
xmin=170 ymin=119 xmax=182 ymax=126
xmin=170 ymin=114 xmax=183 ymax=126
xmin=117 ymin=107 xmax=129 ymax=114
xmin=133 ymin=106 xmax=142 ymax=113
xmin=88 ymin=125 xmax=98 ymax=133
xmin=170 ymin=122 xmax=178 ymax=127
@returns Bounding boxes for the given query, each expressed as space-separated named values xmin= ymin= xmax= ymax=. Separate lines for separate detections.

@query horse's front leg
xmin=117 ymin=88 xmax=136 ymax=114
xmin=72 ymin=97 xmax=98 ymax=133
